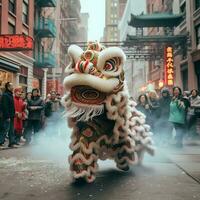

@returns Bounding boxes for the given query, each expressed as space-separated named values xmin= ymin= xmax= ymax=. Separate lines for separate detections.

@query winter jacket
xmin=169 ymin=98 xmax=186 ymax=124
xmin=1 ymin=90 xmax=15 ymax=119
xmin=149 ymin=98 xmax=160 ymax=119
xmin=27 ymin=96 xmax=44 ymax=120
xmin=136 ymin=104 xmax=152 ymax=126
xmin=188 ymin=95 xmax=200 ymax=115
xmin=14 ymin=96 xmax=25 ymax=134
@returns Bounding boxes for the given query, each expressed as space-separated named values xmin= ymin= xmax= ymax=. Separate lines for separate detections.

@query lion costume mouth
xmin=63 ymin=73 xmax=120 ymax=93
xmin=71 ymin=86 xmax=107 ymax=105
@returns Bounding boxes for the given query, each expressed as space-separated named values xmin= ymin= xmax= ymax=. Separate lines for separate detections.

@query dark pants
xmin=187 ymin=114 xmax=198 ymax=136
xmin=0 ymin=118 xmax=15 ymax=146
xmin=25 ymin=120 xmax=41 ymax=144
xmin=173 ymin=123 xmax=185 ymax=146
xmin=15 ymin=132 xmax=21 ymax=144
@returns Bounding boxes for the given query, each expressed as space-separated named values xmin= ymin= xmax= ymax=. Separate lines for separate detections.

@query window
xmin=195 ymin=0 xmax=200 ymax=10
xmin=180 ymin=2 xmax=186 ymax=13
xmin=195 ymin=24 xmax=200 ymax=46
xmin=8 ymin=22 xmax=15 ymax=34
xmin=180 ymin=2 xmax=186 ymax=21
xmin=162 ymin=0 xmax=164 ymax=5
xmin=147 ymin=4 xmax=150 ymax=13
xmin=152 ymin=4 xmax=154 ymax=12
xmin=8 ymin=0 xmax=15 ymax=14
xmin=22 ymin=0 xmax=28 ymax=24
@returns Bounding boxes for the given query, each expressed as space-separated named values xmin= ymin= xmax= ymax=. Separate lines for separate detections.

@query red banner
xmin=165 ymin=46 xmax=174 ymax=86
xmin=0 ymin=34 xmax=33 ymax=51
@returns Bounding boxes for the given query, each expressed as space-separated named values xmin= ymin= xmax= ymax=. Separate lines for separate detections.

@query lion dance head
xmin=62 ymin=41 xmax=154 ymax=183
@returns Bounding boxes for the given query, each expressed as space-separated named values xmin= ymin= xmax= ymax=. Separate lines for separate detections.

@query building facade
xmin=0 ymin=0 xmax=34 ymax=92
xmin=104 ymin=0 xmax=127 ymax=42
xmin=34 ymin=0 xmax=57 ymax=97
xmin=145 ymin=0 xmax=200 ymax=92
xmin=146 ymin=0 xmax=174 ymax=91
xmin=45 ymin=0 xmax=82 ymax=96
xmin=173 ymin=0 xmax=200 ymax=91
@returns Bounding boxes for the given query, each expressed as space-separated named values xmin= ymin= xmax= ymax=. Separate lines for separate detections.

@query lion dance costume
xmin=62 ymin=42 xmax=154 ymax=183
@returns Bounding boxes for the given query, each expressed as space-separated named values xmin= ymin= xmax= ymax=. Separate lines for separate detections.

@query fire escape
xmin=34 ymin=0 xmax=57 ymax=68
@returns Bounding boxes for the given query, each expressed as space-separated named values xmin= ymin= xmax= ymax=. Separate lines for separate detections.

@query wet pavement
xmin=0 ymin=135 xmax=200 ymax=200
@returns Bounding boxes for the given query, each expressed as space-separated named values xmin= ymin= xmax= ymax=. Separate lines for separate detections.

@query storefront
xmin=0 ymin=57 xmax=20 ymax=90
xmin=192 ymin=49 xmax=200 ymax=91
xmin=194 ymin=60 xmax=200 ymax=91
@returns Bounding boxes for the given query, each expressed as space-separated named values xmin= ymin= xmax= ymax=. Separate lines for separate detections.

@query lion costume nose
xmin=74 ymin=59 xmax=104 ymax=78
xmin=75 ymin=60 xmax=98 ymax=75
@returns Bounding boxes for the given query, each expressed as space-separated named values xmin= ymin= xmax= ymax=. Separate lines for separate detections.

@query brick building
xmin=146 ymin=0 xmax=200 ymax=92
xmin=174 ymin=0 xmax=200 ymax=91
xmin=46 ymin=0 xmax=82 ymax=95
xmin=0 ymin=0 xmax=35 ymax=92
xmin=146 ymin=0 xmax=173 ymax=91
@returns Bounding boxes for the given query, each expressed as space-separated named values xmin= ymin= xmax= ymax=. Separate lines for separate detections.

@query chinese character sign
xmin=165 ymin=46 xmax=174 ymax=86
xmin=0 ymin=35 xmax=33 ymax=51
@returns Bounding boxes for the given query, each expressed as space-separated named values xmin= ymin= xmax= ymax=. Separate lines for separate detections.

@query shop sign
xmin=0 ymin=34 xmax=33 ymax=51
xmin=165 ymin=46 xmax=174 ymax=86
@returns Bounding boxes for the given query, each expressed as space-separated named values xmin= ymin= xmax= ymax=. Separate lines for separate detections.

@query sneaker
xmin=8 ymin=144 xmax=18 ymax=148
xmin=20 ymin=137 xmax=26 ymax=143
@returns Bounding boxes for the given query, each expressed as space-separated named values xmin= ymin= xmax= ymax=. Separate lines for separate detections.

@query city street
xmin=1 ymin=0 xmax=200 ymax=200
xmin=0 ymin=131 xmax=200 ymax=200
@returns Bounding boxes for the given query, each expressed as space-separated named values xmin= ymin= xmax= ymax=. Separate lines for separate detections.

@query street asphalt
xmin=0 ymin=134 xmax=200 ymax=200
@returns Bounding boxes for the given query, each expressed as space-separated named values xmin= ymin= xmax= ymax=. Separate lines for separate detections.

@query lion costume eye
xmin=103 ymin=57 xmax=121 ymax=72
xmin=97 ymin=47 xmax=126 ymax=77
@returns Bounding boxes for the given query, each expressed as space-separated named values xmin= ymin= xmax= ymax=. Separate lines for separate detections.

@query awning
xmin=0 ymin=57 xmax=20 ymax=72
xmin=128 ymin=12 xmax=184 ymax=27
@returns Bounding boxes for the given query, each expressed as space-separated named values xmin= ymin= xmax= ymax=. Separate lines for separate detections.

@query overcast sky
xmin=80 ymin=0 xmax=105 ymax=41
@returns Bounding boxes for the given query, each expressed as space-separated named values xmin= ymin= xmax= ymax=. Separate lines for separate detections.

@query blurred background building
xmin=0 ymin=0 xmax=34 ymax=92
xmin=173 ymin=0 xmax=200 ymax=91
xmin=0 ymin=0 xmax=85 ymax=97
xmin=103 ymin=0 xmax=127 ymax=42
xmin=146 ymin=0 xmax=174 ymax=92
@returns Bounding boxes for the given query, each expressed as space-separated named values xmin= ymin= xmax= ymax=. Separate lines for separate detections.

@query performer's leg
xmin=114 ymin=137 xmax=136 ymax=171
xmin=69 ymin=127 xmax=98 ymax=183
